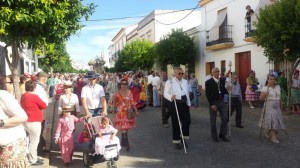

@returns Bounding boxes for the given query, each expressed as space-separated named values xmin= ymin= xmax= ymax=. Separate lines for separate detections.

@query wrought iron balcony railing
xmin=206 ymin=25 xmax=233 ymax=47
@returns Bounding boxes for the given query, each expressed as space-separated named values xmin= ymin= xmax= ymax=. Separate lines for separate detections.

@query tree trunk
xmin=6 ymin=41 xmax=22 ymax=101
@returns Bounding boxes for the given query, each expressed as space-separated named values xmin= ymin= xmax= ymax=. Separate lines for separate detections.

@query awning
xmin=208 ymin=8 xmax=227 ymax=41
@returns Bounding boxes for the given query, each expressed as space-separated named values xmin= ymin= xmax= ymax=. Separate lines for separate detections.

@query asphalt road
xmin=44 ymin=97 xmax=300 ymax=168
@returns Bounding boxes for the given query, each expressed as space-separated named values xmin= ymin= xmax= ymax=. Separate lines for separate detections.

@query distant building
xmin=71 ymin=60 xmax=90 ymax=71
xmin=108 ymin=9 xmax=201 ymax=72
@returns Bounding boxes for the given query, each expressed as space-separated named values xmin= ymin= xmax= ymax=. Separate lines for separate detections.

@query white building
xmin=198 ymin=0 xmax=274 ymax=96
xmin=0 ymin=42 xmax=36 ymax=75
xmin=108 ymin=24 xmax=138 ymax=67
xmin=109 ymin=9 xmax=201 ymax=70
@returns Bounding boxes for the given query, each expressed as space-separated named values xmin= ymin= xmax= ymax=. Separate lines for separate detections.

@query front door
xmin=236 ymin=51 xmax=251 ymax=100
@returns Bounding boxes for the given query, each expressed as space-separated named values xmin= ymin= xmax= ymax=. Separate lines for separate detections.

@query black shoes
xmin=219 ymin=136 xmax=230 ymax=142
xmin=236 ymin=125 xmax=244 ymax=128
xmin=212 ymin=137 xmax=219 ymax=143
xmin=174 ymin=143 xmax=182 ymax=150
xmin=65 ymin=163 xmax=70 ymax=167
xmin=181 ymin=139 xmax=188 ymax=148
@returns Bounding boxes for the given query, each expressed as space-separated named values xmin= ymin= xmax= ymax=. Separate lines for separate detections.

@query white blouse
xmin=0 ymin=90 xmax=28 ymax=145
xmin=261 ymin=85 xmax=281 ymax=100
xmin=58 ymin=93 xmax=80 ymax=114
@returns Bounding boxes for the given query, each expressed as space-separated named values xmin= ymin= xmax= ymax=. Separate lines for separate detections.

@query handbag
xmin=127 ymin=108 xmax=135 ymax=120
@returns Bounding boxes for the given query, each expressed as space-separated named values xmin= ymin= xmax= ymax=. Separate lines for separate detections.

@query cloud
xmin=81 ymin=18 xmax=141 ymax=31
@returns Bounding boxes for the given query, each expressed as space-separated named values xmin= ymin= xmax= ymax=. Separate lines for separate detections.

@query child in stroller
xmin=82 ymin=116 xmax=120 ymax=168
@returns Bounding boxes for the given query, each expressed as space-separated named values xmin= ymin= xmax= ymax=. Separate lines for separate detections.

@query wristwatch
xmin=0 ymin=119 xmax=4 ymax=127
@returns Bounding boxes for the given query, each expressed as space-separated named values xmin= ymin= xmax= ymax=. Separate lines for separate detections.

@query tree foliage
xmin=37 ymin=42 xmax=74 ymax=73
xmin=0 ymin=0 xmax=95 ymax=100
xmin=120 ymin=39 xmax=156 ymax=71
xmin=254 ymin=0 xmax=300 ymax=113
xmin=156 ymin=28 xmax=196 ymax=69
xmin=254 ymin=0 xmax=300 ymax=65
xmin=114 ymin=51 xmax=131 ymax=72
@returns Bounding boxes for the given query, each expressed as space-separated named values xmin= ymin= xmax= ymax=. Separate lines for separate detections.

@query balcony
xmin=243 ymin=21 xmax=256 ymax=42
xmin=206 ymin=25 xmax=234 ymax=51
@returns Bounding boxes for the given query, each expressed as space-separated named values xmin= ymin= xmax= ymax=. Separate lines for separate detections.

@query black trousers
xmin=147 ymin=84 xmax=153 ymax=105
xmin=38 ymin=120 xmax=46 ymax=152
xmin=209 ymin=100 xmax=228 ymax=138
xmin=169 ymin=101 xmax=190 ymax=143
xmin=230 ymin=97 xmax=242 ymax=126
xmin=161 ymin=96 xmax=170 ymax=124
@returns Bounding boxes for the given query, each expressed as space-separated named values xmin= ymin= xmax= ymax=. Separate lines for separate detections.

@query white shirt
xmin=164 ymin=77 xmax=191 ymax=106
xmin=81 ymin=84 xmax=105 ymax=109
xmin=35 ymin=83 xmax=49 ymax=106
xmin=58 ymin=93 xmax=80 ymax=114
xmin=152 ymin=76 xmax=160 ymax=87
xmin=261 ymin=85 xmax=281 ymax=100
xmin=147 ymin=74 xmax=154 ymax=85
xmin=0 ymin=90 xmax=28 ymax=145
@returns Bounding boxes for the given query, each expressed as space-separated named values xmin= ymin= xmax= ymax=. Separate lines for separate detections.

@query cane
xmin=174 ymin=100 xmax=187 ymax=154
xmin=260 ymin=86 xmax=269 ymax=139
xmin=228 ymin=74 xmax=232 ymax=137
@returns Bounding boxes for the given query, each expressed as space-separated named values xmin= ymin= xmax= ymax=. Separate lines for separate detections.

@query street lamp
xmin=228 ymin=60 xmax=232 ymax=71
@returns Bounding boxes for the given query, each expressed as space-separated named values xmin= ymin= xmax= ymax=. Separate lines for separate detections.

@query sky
xmin=66 ymin=0 xmax=200 ymax=67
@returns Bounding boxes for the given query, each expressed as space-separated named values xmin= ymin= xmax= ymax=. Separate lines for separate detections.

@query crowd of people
xmin=0 ymin=67 xmax=299 ymax=167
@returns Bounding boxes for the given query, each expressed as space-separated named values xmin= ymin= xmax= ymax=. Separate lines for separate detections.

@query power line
xmin=81 ymin=6 xmax=200 ymax=22
xmin=155 ymin=4 xmax=199 ymax=25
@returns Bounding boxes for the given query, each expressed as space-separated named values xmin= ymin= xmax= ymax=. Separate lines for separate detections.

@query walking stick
xmin=228 ymin=74 xmax=232 ymax=137
xmin=260 ymin=86 xmax=269 ymax=139
xmin=174 ymin=100 xmax=187 ymax=154
xmin=170 ymin=81 xmax=187 ymax=154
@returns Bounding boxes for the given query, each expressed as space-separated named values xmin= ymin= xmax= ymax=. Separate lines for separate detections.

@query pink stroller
xmin=82 ymin=116 xmax=120 ymax=168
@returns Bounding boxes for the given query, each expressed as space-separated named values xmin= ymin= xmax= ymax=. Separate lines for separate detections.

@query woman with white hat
xmin=58 ymin=81 xmax=80 ymax=117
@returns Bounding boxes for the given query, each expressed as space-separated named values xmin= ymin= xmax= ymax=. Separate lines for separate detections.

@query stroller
xmin=81 ymin=116 xmax=120 ymax=168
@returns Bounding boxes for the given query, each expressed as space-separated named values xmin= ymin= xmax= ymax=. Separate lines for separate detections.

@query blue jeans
xmin=191 ymin=87 xmax=199 ymax=107
xmin=88 ymin=108 xmax=102 ymax=117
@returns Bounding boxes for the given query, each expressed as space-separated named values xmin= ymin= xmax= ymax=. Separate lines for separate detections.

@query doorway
xmin=235 ymin=51 xmax=251 ymax=99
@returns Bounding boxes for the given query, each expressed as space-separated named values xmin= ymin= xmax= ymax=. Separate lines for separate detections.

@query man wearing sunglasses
xmin=164 ymin=67 xmax=191 ymax=150
xmin=81 ymin=71 xmax=107 ymax=117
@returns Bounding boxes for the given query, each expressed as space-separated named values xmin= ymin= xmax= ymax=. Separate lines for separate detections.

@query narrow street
xmin=47 ymin=97 xmax=300 ymax=168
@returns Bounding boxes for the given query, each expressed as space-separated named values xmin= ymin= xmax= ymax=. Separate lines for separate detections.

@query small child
xmin=54 ymin=105 xmax=84 ymax=167
xmin=95 ymin=117 xmax=120 ymax=155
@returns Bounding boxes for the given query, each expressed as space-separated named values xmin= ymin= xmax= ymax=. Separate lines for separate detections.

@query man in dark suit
xmin=205 ymin=67 xmax=230 ymax=142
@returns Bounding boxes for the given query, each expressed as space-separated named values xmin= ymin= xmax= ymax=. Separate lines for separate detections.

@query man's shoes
xmin=219 ymin=136 xmax=230 ymax=142
xmin=236 ymin=125 xmax=244 ymax=128
xmin=174 ymin=143 xmax=182 ymax=150
xmin=181 ymin=139 xmax=188 ymax=148
xmin=31 ymin=160 xmax=43 ymax=166
xmin=212 ymin=137 xmax=219 ymax=143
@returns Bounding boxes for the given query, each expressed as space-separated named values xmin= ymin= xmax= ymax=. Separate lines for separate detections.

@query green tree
xmin=37 ymin=42 xmax=74 ymax=73
xmin=0 ymin=0 xmax=95 ymax=100
xmin=114 ymin=52 xmax=131 ymax=72
xmin=156 ymin=28 xmax=196 ymax=70
xmin=254 ymin=0 xmax=300 ymax=113
xmin=121 ymin=39 xmax=156 ymax=71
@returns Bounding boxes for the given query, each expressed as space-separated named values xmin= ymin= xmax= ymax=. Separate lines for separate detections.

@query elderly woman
xmin=0 ymin=76 xmax=29 ymax=167
xmin=21 ymin=80 xmax=47 ymax=165
xmin=58 ymin=81 xmax=80 ymax=117
xmin=259 ymin=75 xmax=285 ymax=144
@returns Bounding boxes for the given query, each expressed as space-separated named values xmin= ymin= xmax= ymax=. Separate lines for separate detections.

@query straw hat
xmin=62 ymin=105 xmax=73 ymax=112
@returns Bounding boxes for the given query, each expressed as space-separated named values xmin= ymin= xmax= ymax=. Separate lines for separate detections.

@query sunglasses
xmin=177 ymin=73 xmax=184 ymax=75
xmin=120 ymin=83 xmax=128 ymax=85
xmin=6 ymin=81 xmax=12 ymax=84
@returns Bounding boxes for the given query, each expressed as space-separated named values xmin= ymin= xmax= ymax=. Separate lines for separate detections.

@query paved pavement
xmin=39 ymin=96 xmax=300 ymax=168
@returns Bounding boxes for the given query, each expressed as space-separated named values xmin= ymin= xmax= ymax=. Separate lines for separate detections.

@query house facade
xmin=198 ymin=0 xmax=274 ymax=96
xmin=109 ymin=9 xmax=201 ymax=74
xmin=108 ymin=24 xmax=138 ymax=67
